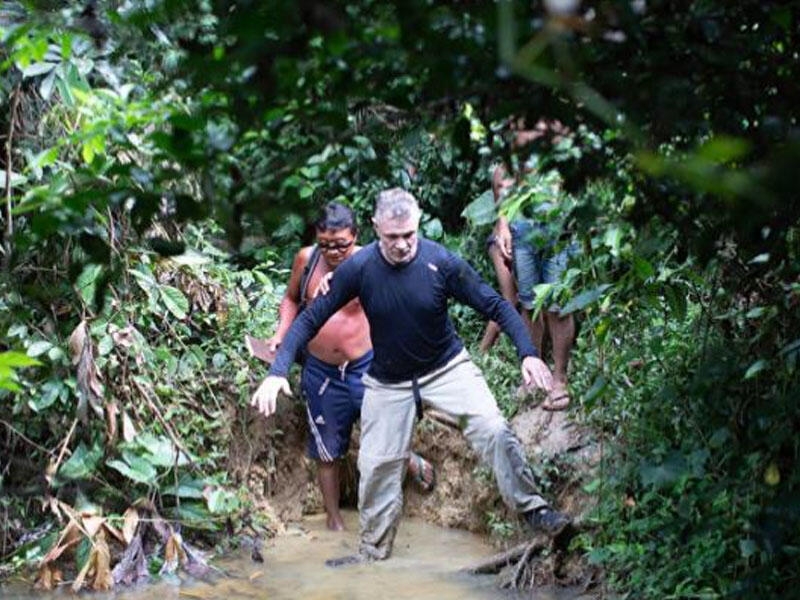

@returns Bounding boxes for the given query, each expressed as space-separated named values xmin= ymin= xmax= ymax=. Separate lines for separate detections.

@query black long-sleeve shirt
xmin=269 ymin=239 xmax=538 ymax=383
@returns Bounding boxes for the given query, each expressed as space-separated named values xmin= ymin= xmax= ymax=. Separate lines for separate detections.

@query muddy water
xmin=2 ymin=511 xmax=587 ymax=600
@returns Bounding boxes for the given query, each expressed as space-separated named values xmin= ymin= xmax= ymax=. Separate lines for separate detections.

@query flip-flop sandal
xmin=541 ymin=390 xmax=571 ymax=411
xmin=410 ymin=453 xmax=436 ymax=493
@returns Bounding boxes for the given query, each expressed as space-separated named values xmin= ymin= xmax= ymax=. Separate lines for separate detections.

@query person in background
xmin=491 ymin=119 xmax=576 ymax=410
xmin=478 ymin=212 xmax=521 ymax=352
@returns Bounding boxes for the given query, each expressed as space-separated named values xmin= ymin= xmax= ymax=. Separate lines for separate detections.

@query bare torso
xmin=303 ymin=247 xmax=371 ymax=365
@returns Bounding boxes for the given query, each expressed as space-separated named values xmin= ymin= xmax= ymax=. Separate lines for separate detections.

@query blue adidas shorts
xmin=300 ymin=350 xmax=373 ymax=462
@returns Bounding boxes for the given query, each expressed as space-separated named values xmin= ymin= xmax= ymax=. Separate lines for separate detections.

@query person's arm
xmin=444 ymin=253 xmax=536 ymax=358
xmin=444 ymin=254 xmax=553 ymax=391
xmin=492 ymin=165 xmax=514 ymax=261
xmin=267 ymin=248 xmax=309 ymax=352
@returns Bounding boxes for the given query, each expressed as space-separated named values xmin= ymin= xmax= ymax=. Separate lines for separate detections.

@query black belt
xmin=411 ymin=376 xmax=423 ymax=421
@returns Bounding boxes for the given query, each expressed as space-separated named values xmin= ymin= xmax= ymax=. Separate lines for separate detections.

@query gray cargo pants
xmin=357 ymin=350 xmax=549 ymax=560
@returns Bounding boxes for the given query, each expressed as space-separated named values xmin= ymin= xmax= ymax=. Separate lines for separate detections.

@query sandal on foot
xmin=541 ymin=390 xmax=570 ymax=411
xmin=409 ymin=453 xmax=436 ymax=493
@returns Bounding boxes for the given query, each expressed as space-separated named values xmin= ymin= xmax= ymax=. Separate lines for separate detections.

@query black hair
xmin=314 ymin=201 xmax=357 ymax=234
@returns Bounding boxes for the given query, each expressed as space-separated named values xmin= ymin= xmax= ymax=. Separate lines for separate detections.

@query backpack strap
xmin=298 ymin=245 xmax=322 ymax=311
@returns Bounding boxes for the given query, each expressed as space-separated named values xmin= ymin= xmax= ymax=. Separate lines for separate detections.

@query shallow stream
xmin=1 ymin=511 xmax=589 ymax=600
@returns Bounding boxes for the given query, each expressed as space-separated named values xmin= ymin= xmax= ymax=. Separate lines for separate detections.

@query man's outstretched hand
xmin=251 ymin=376 xmax=292 ymax=417
xmin=520 ymin=356 xmax=554 ymax=392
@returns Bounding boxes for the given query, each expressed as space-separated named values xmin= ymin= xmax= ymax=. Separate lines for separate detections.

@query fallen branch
xmin=0 ymin=418 xmax=54 ymax=456
xmin=52 ymin=418 xmax=78 ymax=473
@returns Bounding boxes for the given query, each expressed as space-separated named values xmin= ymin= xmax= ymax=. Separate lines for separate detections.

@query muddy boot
xmin=523 ymin=506 xmax=571 ymax=537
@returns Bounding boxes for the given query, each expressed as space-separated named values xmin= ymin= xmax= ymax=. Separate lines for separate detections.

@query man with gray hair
xmin=253 ymin=188 xmax=570 ymax=565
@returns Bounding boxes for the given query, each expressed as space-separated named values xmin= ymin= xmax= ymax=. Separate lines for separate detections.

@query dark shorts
xmin=300 ymin=350 xmax=373 ymax=462
xmin=510 ymin=219 xmax=578 ymax=310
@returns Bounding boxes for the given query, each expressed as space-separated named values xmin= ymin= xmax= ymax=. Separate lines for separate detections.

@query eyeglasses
xmin=317 ymin=240 xmax=354 ymax=252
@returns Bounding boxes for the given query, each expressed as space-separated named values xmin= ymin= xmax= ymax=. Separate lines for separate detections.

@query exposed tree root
xmin=463 ymin=534 xmax=564 ymax=591
xmin=462 ymin=540 xmax=536 ymax=575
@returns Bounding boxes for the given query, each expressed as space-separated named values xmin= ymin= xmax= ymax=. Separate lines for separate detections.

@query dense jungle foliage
xmin=1 ymin=0 xmax=798 ymax=597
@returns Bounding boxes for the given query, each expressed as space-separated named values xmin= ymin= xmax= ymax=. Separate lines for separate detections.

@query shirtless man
xmin=255 ymin=202 xmax=434 ymax=531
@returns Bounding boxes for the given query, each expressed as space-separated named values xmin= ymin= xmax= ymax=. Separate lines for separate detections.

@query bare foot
xmin=326 ymin=514 xmax=345 ymax=531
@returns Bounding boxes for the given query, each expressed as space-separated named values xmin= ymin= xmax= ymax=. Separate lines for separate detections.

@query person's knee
xmin=357 ymin=453 xmax=407 ymax=480
xmin=467 ymin=414 xmax=509 ymax=448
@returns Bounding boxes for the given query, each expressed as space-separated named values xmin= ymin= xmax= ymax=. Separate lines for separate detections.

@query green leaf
xmin=583 ymin=375 xmax=607 ymax=405
xmin=205 ymin=488 xmax=240 ymax=514
xmin=709 ymin=427 xmax=731 ymax=449
xmin=639 ymin=452 xmax=688 ymax=489
xmin=19 ymin=61 xmax=56 ymax=78
xmin=632 ymin=256 xmax=655 ymax=280
xmin=697 ymin=135 xmax=751 ymax=164
xmin=39 ymin=69 xmax=57 ymax=101
xmin=29 ymin=380 xmax=67 ymax=412
xmin=603 ymin=227 xmax=623 ymax=257
xmin=81 ymin=141 xmax=95 ymax=164
xmin=0 ymin=380 xmax=22 ymax=392
xmin=107 ymin=451 xmax=157 ymax=485
xmin=779 ymin=338 xmax=800 ymax=359
xmin=0 ymin=351 xmax=41 ymax=368
xmin=27 ymin=341 xmax=53 ymax=358
xmin=97 ymin=334 xmax=113 ymax=356
xmin=54 ymin=76 xmax=75 ymax=107
xmin=167 ymin=250 xmax=211 ymax=266
xmin=159 ymin=285 xmax=189 ymax=319
xmin=0 ymin=170 xmax=27 ymax=189
xmin=422 ymin=217 xmax=443 ymax=240
xmin=560 ymin=284 xmax=612 ymax=316
xmin=739 ymin=539 xmax=758 ymax=559
xmin=162 ymin=476 xmax=205 ymax=499
xmin=461 ymin=189 xmax=496 ymax=226
xmin=106 ymin=460 xmax=148 ymax=484
xmin=206 ymin=121 xmax=236 ymax=151
xmin=7 ymin=324 xmax=29 ymax=340
xmin=76 ymin=263 xmax=103 ymax=306
xmin=582 ymin=478 xmax=602 ymax=493
xmin=58 ymin=442 xmax=103 ymax=481
xmin=744 ymin=359 xmax=768 ymax=380
xmin=135 ymin=433 xmax=190 ymax=467
xmin=128 ymin=268 xmax=157 ymax=297
xmin=745 ymin=306 xmax=766 ymax=319
xmin=212 ymin=352 xmax=226 ymax=369
xmin=172 ymin=502 xmax=213 ymax=527
xmin=664 ymin=284 xmax=687 ymax=321
xmin=0 ymin=351 xmax=40 ymax=391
